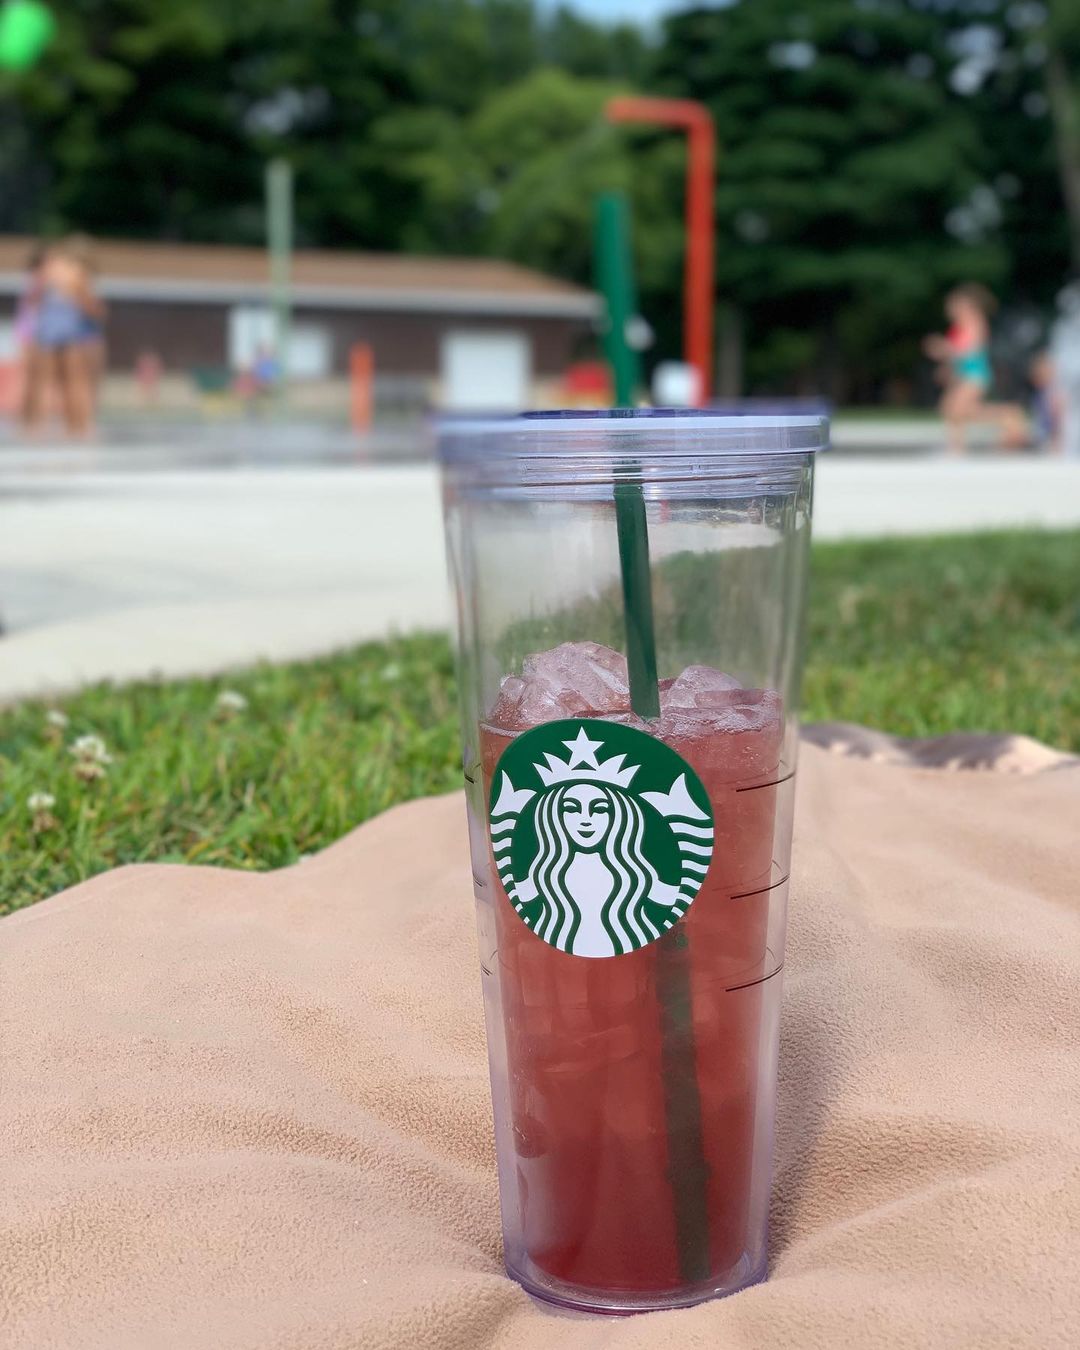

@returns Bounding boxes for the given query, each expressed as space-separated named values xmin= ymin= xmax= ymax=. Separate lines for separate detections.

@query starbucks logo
xmin=489 ymin=719 xmax=715 ymax=958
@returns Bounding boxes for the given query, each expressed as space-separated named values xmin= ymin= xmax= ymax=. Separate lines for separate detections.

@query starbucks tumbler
xmin=438 ymin=409 xmax=825 ymax=1314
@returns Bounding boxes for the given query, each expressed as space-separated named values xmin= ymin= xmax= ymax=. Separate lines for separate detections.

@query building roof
xmin=0 ymin=236 xmax=599 ymax=320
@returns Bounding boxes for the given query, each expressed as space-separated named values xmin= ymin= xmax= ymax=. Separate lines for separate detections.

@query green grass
xmin=2 ymin=529 xmax=1077 ymax=915
xmin=803 ymin=531 xmax=1080 ymax=743
xmin=0 ymin=636 xmax=462 ymax=915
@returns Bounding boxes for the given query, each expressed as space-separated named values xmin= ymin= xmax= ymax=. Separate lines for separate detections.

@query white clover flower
xmin=69 ymin=734 xmax=113 ymax=781
xmin=28 ymin=790 xmax=59 ymax=831
xmin=215 ymin=689 xmax=248 ymax=714
xmin=46 ymin=709 xmax=69 ymax=730
xmin=69 ymin=734 xmax=112 ymax=764
xmin=380 ymin=662 xmax=402 ymax=682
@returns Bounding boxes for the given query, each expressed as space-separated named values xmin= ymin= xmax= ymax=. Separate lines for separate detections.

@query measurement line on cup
xmin=731 ymin=872 xmax=790 ymax=901
xmin=735 ymin=770 xmax=795 ymax=793
xmin=726 ymin=964 xmax=785 ymax=994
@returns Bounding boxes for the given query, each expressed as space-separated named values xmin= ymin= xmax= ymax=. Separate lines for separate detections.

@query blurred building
xmin=0 ymin=237 xmax=600 ymax=410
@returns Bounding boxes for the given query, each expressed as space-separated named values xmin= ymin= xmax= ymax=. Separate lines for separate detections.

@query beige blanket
xmin=3 ymin=731 xmax=1079 ymax=1350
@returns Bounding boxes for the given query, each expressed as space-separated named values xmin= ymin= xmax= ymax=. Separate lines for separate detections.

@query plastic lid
xmin=438 ymin=406 xmax=828 ymax=489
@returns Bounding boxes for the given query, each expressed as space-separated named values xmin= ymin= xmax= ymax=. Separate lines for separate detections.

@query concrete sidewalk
xmin=2 ymin=457 xmax=1079 ymax=702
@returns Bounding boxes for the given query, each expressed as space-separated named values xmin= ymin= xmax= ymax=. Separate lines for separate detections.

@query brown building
xmin=0 ymin=236 xmax=600 ymax=405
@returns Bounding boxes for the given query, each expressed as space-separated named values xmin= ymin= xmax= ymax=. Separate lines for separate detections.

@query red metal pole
xmin=685 ymin=112 xmax=715 ymax=404
xmin=350 ymin=342 xmax=374 ymax=433
xmin=606 ymin=97 xmax=715 ymax=404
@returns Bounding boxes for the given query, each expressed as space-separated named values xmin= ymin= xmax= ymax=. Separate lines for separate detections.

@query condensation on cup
xmin=438 ymin=408 xmax=826 ymax=1314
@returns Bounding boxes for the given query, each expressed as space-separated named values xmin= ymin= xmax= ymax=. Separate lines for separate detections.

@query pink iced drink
xmin=481 ymin=643 xmax=782 ymax=1294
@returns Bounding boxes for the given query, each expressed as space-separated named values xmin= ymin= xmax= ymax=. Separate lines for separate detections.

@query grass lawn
xmin=2 ymin=529 xmax=1077 ymax=915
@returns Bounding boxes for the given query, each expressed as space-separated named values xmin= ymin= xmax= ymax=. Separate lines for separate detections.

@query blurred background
xmin=2 ymin=0 xmax=1079 ymax=908
xmin=1 ymin=0 xmax=1079 ymax=441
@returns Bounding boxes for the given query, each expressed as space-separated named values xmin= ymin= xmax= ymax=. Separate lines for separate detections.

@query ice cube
xmin=661 ymin=687 xmax=782 ymax=741
xmin=660 ymin=665 xmax=782 ymax=744
xmin=489 ymin=642 xmax=630 ymax=730
xmin=523 ymin=641 xmax=629 ymax=706
xmin=663 ymin=664 xmax=743 ymax=710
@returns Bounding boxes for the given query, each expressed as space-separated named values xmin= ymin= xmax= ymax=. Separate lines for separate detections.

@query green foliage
xmin=656 ymin=0 xmax=1006 ymax=398
xmin=7 ymin=0 xmax=269 ymax=239
xmin=540 ymin=5 xmax=650 ymax=83
xmin=2 ymin=531 xmax=1076 ymax=915
xmin=4 ymin=0 xmax=653 ymax=250
xmin=3 ymin=0 xmax=1079 ymax=390
xmin=378 ymin=68 xmax=682 ymax=293
xmin=959 ymin=0 xmax=1080 ymax=289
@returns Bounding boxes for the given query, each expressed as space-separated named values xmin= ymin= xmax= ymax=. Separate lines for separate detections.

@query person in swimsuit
xmin=1029 ymin=350 xmax=1063 ymax=453
xmin=23 ymin=238 xmax=105 ymax=439
xmin=65 ymin=234 xmax=107 ymax=425
xmin=14 ymin=243 xmax=48 ymax=434
xmin=923 ymin=284 xmax=1027 ymax=454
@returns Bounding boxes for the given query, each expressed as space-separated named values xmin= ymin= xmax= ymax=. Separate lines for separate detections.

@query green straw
xmin=614 ymin=480 xmax=660 ymax=720
xmin=614 ymin=472 xmax=710 ymax=1285
xmin=596 ymin=191 xmax=710 ymax=1284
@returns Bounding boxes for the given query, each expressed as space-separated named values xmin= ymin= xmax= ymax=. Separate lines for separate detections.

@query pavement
xmin=2 ymin=448 xmax=1079 ymax=703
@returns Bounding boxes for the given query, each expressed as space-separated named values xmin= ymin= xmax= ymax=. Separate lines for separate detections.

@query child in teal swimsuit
xmin=952 ymin=346 xmax=992 ymax=392
xmin=924 ymin=285 xmax=1026 ymax=453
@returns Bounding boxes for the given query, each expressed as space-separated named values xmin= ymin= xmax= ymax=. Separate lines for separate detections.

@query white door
xmin=227 ymin=306 xmax=330 ymax=379
xmin=440 ymin=329 xmax=531 ymax=410
xmin=228 ymin=305 xmax=275 ymax=371
xmin=285 ymin=324 xmax=331 ymax=380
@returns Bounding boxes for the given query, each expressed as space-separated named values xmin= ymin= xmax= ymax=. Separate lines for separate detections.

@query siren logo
xmin=488 ymin=719 xmax=715 ymax=958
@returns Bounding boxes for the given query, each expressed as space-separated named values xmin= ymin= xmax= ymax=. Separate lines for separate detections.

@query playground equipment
xmin=606 ymin=97 xmax=715 ymax=405
xmin=593 ymin=193 xmax=642 ymax=406
xmin=350 ymin=343 xmax=374 ymax=433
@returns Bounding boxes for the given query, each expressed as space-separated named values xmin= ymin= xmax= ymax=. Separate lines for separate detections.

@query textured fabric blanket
xmin=3 ymin=730 xmax=1078 ymax=1350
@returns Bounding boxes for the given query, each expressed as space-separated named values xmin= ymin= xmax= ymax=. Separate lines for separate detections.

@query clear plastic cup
xmin=438 ymin=409 xmax=825 ymax=1314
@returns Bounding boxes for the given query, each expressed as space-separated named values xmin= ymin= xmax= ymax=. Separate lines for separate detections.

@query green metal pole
xmin=593 ymin=192 xmax=641 ymax=406
xmin=266 ymin=158 xmax=293 ymax=404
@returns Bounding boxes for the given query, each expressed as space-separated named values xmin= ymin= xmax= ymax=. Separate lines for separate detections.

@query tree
xmin=540 ymin=5 xmax=651 ymax=84
xmin=6 ymin=1 xmax=272 ymax=240
xmin=970 ymin=0 xmax=1080 ymax=281
xmin=3 ymin=0 xmax=657 ymax=251
xmin=237 ymin=0 xmax=424 ymax=249
xmin=378 ymin=0 xmax=538 ymax=118
xmin=1045 ymin=0 xmax=1080 ymax=271
xmin=6 ymin=0 xmax=1076 ymax=404
xmin=256 ymin=2 xmax=658 ymax=253
xmin=656 ymin=0 xmax=1005 ymax=398
xmin=372 ymin=66 xmax=685 ymax=300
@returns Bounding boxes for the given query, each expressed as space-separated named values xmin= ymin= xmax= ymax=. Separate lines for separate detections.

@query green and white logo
xmin=489 ymin=718 xmax=715 ymax=959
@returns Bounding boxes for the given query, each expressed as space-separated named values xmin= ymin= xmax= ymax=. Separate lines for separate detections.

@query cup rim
xmin=437 ymin=405 xmax=830 ymax=464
